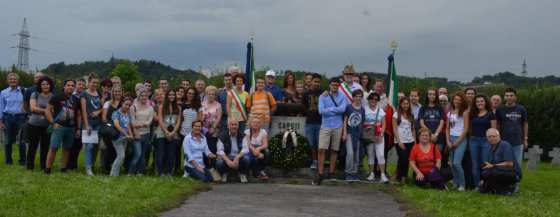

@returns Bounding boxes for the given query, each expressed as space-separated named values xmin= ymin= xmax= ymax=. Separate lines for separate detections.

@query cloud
xmin=0 ymin=0 xmax=558 ymax=81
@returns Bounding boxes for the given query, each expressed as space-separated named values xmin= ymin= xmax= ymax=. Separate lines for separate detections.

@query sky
xmin=1 ymin=0 xmax=559 ymax=81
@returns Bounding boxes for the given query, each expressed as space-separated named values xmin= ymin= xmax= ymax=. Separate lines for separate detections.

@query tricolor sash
xmin=229 ymin=89 xmax=247 ymax=121
xmin=339 ymin=82 xmax=353 ymax=103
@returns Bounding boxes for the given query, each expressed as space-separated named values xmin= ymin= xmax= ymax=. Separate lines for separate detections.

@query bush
xmin=268 ymin=132 xmax=311 ymax=171
xmin=517 ymin=86 xmax=560 ymax=160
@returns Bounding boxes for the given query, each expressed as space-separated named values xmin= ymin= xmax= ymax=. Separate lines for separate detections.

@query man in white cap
xmin=264 ymin=70 xmax=283 ymax=101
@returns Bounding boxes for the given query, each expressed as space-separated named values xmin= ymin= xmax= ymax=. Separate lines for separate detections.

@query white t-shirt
xmin=393 ymin=113 xmax=415 ymax=143
xmin=364 ymin=105 xmax=385 ymax=125
xmin=447 ymin=112 xmax=465 ymax=137
xmin=243 ymin=129 xmax=268 ymax=147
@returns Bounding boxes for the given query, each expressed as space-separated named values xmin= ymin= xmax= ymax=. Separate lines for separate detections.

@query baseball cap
xmin=265 ymin=70 xmax=276 ymax=77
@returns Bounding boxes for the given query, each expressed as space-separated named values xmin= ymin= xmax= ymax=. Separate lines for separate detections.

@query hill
xmin=41 ymin=58 xmax=205 ymax=86
xmin=471 ymin=71 xmax=560 ymax=87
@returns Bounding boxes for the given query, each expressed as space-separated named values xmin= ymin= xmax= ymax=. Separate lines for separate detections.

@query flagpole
xmin=388 ymin=40 xmax=398 ymax=107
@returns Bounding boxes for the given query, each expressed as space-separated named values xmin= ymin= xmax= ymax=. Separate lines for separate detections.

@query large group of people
xmin=0 ymin=65 xmax=527 ymax=195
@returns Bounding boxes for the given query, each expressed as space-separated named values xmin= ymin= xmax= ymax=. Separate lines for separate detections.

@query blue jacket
xmin=318 ymin=92 xmax=347 ymax=129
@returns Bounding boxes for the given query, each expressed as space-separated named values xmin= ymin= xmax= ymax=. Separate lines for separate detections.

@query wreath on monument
xmin=269 ymin=129 xmax=311 ymax=171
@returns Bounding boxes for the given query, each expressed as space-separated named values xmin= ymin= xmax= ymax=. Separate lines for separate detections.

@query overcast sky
xmin=1 ymin=0 xmax=559 ymax=81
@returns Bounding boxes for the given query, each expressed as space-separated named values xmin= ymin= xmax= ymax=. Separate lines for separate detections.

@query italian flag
xmin=387 ymin=54 xmax=398 ymax=107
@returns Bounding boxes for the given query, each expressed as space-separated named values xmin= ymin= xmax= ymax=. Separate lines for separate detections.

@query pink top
xmin=202 ymin=100 xmax=221 ymax=130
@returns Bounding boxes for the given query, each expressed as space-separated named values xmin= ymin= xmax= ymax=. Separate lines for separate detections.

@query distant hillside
xmin=42 ymin=58 xmax=205 ymax=84
xmin=471 ymin=71 xmax=560 ymax=87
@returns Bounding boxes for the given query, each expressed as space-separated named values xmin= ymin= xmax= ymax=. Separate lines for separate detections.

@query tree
xmin=110 ymin=61 xmax=140 ymax=92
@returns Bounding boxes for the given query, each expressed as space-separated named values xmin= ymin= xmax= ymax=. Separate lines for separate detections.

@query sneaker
xmin=257 ymin=170 xmax=269 ymax=180
xmin=221 ymin=174 xmax=228 ymax=183
xmin=345 ymin=174 xmax=354 ymax=182
xmin=239 ymin=174 xmax=248 ymax=183
xmin=86 ymin=168 xmax=94 ymax=176
xmin=312 ymin=174 xmax=323 ymax=185
xmin=310 ymin=161 xmax=317 ymax=170
xmin=350 ymin=174 xmax=360 ymax=182
xmin=327 ymin=173 xmax=336 ymax=181
xmin=380 ymin=174 xmax=389 ymax=183
xmin=182 ymin=171 xmax=189 ymax=178
xmin=458 ymin=186 xmax=465 ymax=192
xmin=210 ymin=168 xmax=222 ymax=182
xmin=367 ymin=172 xmax=375 ymax=181
xmin=44 ymin=168 xmax=52 ymax=175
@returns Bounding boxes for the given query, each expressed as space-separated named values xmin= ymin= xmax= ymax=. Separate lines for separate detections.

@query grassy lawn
xmin=0 ymin=148 xmax=207 ymax=217
xmin=393 ymin=163 xmax=560 ymax=217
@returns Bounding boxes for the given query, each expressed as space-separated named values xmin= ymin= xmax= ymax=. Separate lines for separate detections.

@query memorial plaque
xmin=270 ymin=116 xmax=306 ymax=137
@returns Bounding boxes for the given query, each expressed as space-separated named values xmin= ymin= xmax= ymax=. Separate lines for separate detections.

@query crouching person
xmin=216 ymin=120 xmax=250 ymax=183
xmin=245 ymin=117 xmax=270 ymax=181
xmin=480 ymin=128 xmax=521 ymax=195
xmin=409 ymin=128 xmax=447 ymax=190
xmin=183 ymin=120 xmax=217 ymax=182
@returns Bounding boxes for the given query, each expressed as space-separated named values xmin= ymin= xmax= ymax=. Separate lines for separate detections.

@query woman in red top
xmin=409 ymin=127 xmax=446 ymax=189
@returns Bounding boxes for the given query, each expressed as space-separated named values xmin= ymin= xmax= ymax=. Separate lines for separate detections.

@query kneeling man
xmin=216 ymin=120 xmax=250 ymax=183
xmin=480 ymin=128 xmax=521 ymax=195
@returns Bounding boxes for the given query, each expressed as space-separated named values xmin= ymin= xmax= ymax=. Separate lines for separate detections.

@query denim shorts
xmin=50 ymin=126 xmax=75 ymax=149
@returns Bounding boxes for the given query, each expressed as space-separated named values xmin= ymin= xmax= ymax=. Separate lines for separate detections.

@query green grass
xmin=0 ymin=147 xmax=207 ymax=217
xmin=393 ymin=163 xmax=560 ymax=217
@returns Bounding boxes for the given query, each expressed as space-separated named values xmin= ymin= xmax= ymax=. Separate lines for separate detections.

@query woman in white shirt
xmin=183 ymin=120 xmax=216 ymax=182
xmin=392 ymin=97 xmax=416 ymax=182
xmin=446 ymin=92 xmax=470 ymax=191
xmin=244 ymin=117 xmax=269 ymax=180
xmin=363 ymin=93 xmax=388 ymax=182
xmin=129 ymin=86 xmax=155 ymax=175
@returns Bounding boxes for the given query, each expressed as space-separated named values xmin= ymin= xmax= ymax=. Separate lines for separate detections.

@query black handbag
xmin=99 ymin=122 xmax=118 ymax=139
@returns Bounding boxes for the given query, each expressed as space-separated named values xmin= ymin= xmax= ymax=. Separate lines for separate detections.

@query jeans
xmin=511 ymin=144 xmax=523 ymax=169
xmin=26 ymin=124 xmax=50 ymax=170
xmin=155 ymin=138 xmax=177 ymax=175
xmin=304 ymin=124 xmax=321 ymax=149
xmin=449 ymin=136 xmax=467 ymax=188
xmin=84 ymin=142 xmax=98 ymax=170
xmin=248 ymin=149 xmax=270 ymax=175
xmin=185 ymin=166 xmax=213 ymax=182
xmin=344 ymin=135 xmax=361 ymax=175
xmin=469 ymin=136 xmax=490 ymax=187
xmin=216 ymin=155 xmax=250 ymax=175
xmin=396 ymin=142 xmax=414 ymax=180
xmin=110 ymin=138 xmax=127 ymax=176
xmin=3 ymin=114 xmax=26 ymax=164
xmin=129 ymin=134 xmax=150 ymax=174
xmin=83 ymin=124 xmax=100 ymax=170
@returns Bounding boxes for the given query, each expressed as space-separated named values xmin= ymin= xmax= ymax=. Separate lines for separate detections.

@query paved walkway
xmin=160 ymin=183 xmax=405 ymax=217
